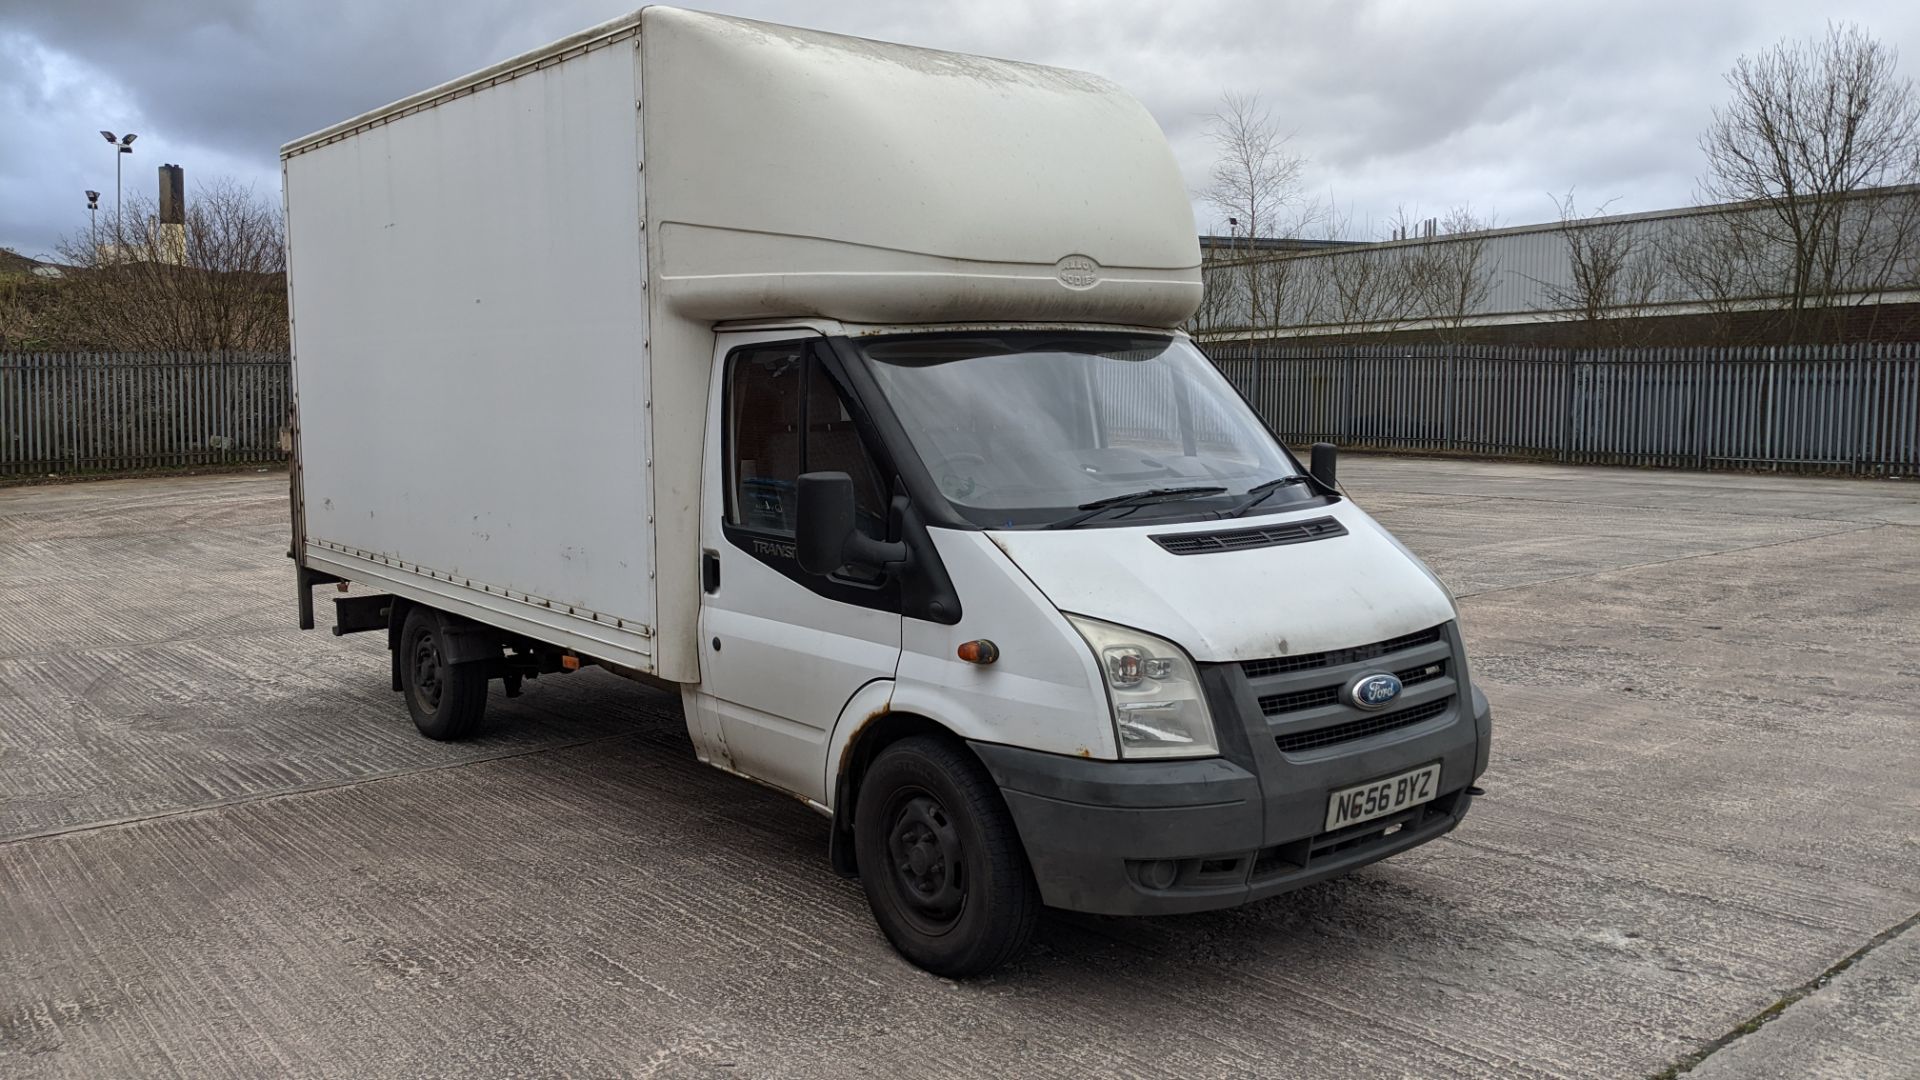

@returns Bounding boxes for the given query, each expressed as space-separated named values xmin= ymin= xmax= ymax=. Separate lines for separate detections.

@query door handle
xmin=702 ymin=549 xmax=721 ymax=594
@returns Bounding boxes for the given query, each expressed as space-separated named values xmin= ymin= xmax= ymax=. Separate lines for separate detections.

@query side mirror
xmin=1309 ymin=442 xmax=1338 ymax=490
xmin=796 ymin=472 xmax=907 ymax=576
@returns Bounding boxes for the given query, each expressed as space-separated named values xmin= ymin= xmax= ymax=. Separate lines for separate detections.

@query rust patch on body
xmin=839 ymin=703 xmax=891 ymax=773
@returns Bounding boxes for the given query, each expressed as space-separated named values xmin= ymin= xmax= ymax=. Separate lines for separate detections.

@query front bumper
xmin=972 ymin=626 xmax=1491 ymax=917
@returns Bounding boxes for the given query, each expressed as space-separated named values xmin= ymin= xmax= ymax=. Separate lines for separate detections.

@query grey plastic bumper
xmin=970 ymin=686 xmax=1491 ymax=917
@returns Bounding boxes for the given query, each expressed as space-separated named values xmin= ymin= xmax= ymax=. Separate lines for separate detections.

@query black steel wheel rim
xmin=410 ymin=630 xmax=444 ymax=712
xmin=883 ymin=787 xmax=967 ymax=935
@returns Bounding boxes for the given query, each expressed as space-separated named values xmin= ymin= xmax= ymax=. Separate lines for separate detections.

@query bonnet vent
xmin=1152 ymin=516 xmax=1347 ymax=556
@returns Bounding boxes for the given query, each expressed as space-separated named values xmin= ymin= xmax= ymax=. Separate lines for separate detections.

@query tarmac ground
xmin=1 ymin=458 xmax=1916 ymax=1078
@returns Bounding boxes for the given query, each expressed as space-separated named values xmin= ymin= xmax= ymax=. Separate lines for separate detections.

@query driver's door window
xmin=724 ymin=342 xmax=890 ymax=580
xmin=726 ymin=344 xmax=806 ymax=533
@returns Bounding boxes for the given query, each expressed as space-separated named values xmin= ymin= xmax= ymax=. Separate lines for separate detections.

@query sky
xmin=3 ymin=0 xmax=1918 ymax=259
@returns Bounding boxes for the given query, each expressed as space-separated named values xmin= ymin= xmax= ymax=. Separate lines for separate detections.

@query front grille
xmin=1152 ymin=516 xmax=1347 ymax=556
xmin=1274 ymin=696 xmax=1452 ymax=754
xmin=1258 ymin=686 xmax=1341 ymax=715
xmin=1241 ymin=626 xmax=1443 ymax=679
xmin=1397 ymin=658 xmax=1448 ymax=688
xmin=1259 ymin=659 xmax=1449 ymax=717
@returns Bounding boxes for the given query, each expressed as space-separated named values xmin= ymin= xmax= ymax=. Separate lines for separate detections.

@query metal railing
xmin=5 ymin=345 xmax=1918 ymax=480
xmin=1 ymin=352 xmax=291 ymax=478
xmin=1207 ymin=342 xmax=1920 ymax=476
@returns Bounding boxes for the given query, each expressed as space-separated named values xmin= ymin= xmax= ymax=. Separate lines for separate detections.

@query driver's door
xmin=693 ymin=332 xmax=902 ymax=803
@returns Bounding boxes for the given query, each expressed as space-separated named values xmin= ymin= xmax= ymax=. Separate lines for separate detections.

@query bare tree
xmin=1201 ymin=92 xmax=1315 ymax=330
xmin=52 ymin=177 xmax=287 ymax=351
xmin=1698 ymin=22 xmax=1920 ymax=341
xmin=2 ymin=254 xmax=47 ymax=349
xmin=1656 ymin=211 xmax=1761 ymax=344
xmin=1317 ymin=249 xmax=1404 ymax=335
xmin=1191 ymin=258 xmax=1248 ymax=336
xmin=1270 ymin=205 xmax=1392 ymax=335
xmin=1540 ymin=191 xmax=1665 ymax=344
xmin=1403 ymin=205 xmax=1499 ymax=342
xmin=1203 ymin=92 xmax=1309 ymax=243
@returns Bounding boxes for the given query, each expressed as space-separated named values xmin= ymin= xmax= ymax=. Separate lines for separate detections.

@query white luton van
xmin=284 ymin=7 xmax=1491 ymax=975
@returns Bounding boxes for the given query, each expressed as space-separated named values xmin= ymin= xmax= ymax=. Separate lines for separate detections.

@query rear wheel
xmin=398 ymin=607 xmax=489 ymax=741
xmin=853 ymin=735 xmax=1039 ymax=976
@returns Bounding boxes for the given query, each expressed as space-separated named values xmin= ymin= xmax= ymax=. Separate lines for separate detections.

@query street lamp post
xmin=98 ymin=131 xmax=136 ymax=248
xmin=85 ymin=190 xmax=100 ymax=255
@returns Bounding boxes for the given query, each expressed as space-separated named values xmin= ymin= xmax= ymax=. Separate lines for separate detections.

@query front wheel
xmin=853 ymin=736 xmax=1040 ymax=976
xmin=397 ymin=606 xmax=489 ymax=741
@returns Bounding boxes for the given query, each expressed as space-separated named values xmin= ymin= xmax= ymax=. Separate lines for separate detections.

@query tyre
xmin=397 ymin=606 xmax=489 ymax=741
xmin=853 ymin=735 xmax=1040 ymax=976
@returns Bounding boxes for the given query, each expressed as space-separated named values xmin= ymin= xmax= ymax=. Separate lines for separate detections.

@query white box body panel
xmin=284 ymin=7 xmax=1205 ymax=681
xmin=286 ymin=32 xmax=658 ymax=669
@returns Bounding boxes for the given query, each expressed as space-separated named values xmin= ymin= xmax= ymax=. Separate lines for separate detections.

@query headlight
xmin=1066 ymin=614 xmax=1218 ymax=760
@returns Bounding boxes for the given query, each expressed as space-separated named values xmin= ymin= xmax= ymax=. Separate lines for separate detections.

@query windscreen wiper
xmin=1046 ymin=485 xmax=1228 ymax=530
xmin=1224 ymin=474 xmax=1312 ymax=517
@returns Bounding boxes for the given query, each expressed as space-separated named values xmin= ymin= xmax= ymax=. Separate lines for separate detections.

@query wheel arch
xmin=826 ymin=705 xmax=981 ymax=877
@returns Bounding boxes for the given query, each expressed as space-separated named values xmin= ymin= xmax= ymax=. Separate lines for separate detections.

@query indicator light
xmin=957 ymin=639 xmax=999 ymax=665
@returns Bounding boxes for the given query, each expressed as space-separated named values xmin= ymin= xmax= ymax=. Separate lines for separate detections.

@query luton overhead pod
xmin=640 ymin=8 xmax=1203 ymax=325
xmin=284 ymin=6 xmax=1489 ymax=977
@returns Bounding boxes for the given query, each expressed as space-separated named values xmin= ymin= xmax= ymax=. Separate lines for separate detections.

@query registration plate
xmin=1325 ymin=762 xmax=1442 ymax=831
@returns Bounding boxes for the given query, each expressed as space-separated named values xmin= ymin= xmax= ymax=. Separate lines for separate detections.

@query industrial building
xmin=1192 ymin=184 xmax=1920 ymax=346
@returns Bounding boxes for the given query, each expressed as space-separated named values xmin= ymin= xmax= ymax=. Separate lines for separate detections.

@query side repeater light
xmin=957 ymin=639 xmax=1000 ymax=665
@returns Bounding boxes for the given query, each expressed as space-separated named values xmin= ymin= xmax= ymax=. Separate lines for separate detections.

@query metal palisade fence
xmin=5 ymin=345 xmax=1920 ymax=480
xmin=1207 ymin=342 xmax=1920 ymax=476
xmin=1 ymin=352 xmax=291 ymax=478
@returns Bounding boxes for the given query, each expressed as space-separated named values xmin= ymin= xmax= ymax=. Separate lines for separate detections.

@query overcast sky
xmin=3 ymin=0 xmax=1918 ymax=259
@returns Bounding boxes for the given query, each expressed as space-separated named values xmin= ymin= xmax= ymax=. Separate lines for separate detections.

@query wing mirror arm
xmin=796 ymin=472 xmax=908 ymax=576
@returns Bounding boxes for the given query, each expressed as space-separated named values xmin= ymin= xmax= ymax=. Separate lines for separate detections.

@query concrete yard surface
xmin=1 ymin=459 xmax=1916 ymax=1078
xmin=1689 ymin=913 xmax=1920 ymax=1080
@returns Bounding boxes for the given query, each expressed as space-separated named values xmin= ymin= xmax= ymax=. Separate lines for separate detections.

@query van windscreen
xmin=860 ymin=333 xmax=1303 ymax=529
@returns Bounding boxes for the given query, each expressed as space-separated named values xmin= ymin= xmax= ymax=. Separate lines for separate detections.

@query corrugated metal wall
xmin=1194 ymin=186 xmax=1920 ymax=338
xmin=1208 ymin=342 xmax=1920 ymax=476
xmin=1195 ymin=219 xmax=1660 ymax=335
xmin=0 ymin=352 xmax=290 ymax=478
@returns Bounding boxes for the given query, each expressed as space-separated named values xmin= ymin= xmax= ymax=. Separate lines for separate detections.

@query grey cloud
xmin=5 ymin=0 xmax=538 ymax=155
xmin=3 ymin=0 xmax=1919 ymax=256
